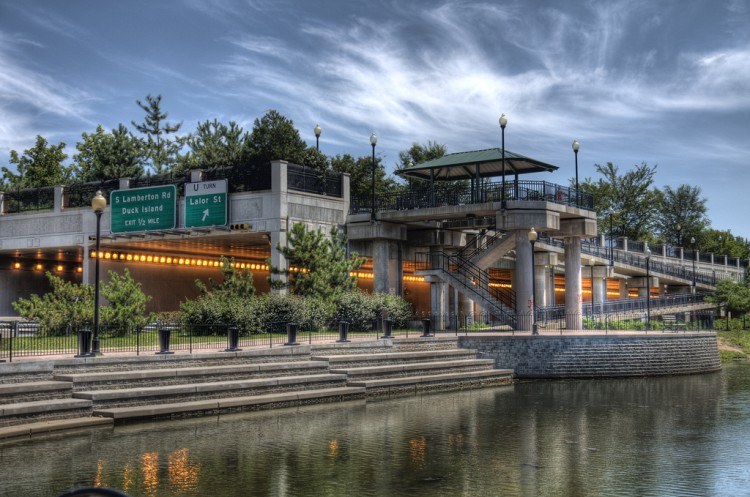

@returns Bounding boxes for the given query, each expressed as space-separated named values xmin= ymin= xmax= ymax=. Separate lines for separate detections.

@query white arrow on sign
xmin=202 ymin=209 xmax=209 ymax=221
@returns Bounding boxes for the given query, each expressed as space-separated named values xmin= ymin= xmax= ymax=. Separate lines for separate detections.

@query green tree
xmin=269 ymin=222 xmax=364 ymax=299
xmin=2 ymin=136 xmax=70 ymax=189
xmin=698 ymin=229 xmax=750 ymax=259
xmin=247 ymin=110 xmax=307 ymax=165
xmin=101 ymin=268 xmax=152 ymax=333
xmin=706 ymin=280 xmax=750 ymax=316
xmin=580 ymin=162 xmax=659 ymax=240
xmin=131 ymin=94 xmax=182 ymax=174
xmin=177 ymin=119 xmax=252 ymax=172
xmin=330 ymin=153 xmax=398 ymax=206
xmin=12 ymin=272 xmax=93 ymax=336
xmin=656 ymin=185 xmax=709 ymax=246
xmin=195 ymin=256 xmax=256 ymax=299
xmin=73 ymin=124 xmax=146 ymax=182
xmin=398 ymin=141 xmax=447 ymax=170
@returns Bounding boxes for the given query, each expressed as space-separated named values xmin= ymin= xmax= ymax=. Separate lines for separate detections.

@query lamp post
xmin=608 ymin=208 xmax=615 ymax=265
xmin=572 ymin=139 xmax=580 ymax=206
xmin=645 ymin=247 xmax=651 ymax=331
xmin=314 ymin=124 xmax=322 ymax=151
xmin=690 ymin=236 xmax=696 ymax=292
xmin=370 ymin=133 xmax=377 ymax=220
xmin=528 ymin=227 xmax=538 ymax=335
xmin=499 ymin=114 xmax=507 ymax=207
xmin=91 ymin=190 xmax=107 ymax=355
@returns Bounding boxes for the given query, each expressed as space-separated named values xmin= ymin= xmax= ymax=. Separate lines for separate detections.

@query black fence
xmin=204 ymin=163 xmax=272 ymax=193
xmin=64 ymin=179 xmax=121 ymax=208
xmin=2 ymin=186 xmax=56 ymax=213
xmin=350 ymin=179 xmax=594 ymax=215
xmin=287 ymin=163 xmax=343 ymax=197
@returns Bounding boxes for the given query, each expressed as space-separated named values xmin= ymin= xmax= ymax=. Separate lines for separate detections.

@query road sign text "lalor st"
xmin=184 ymin=179 xmax=228 ymax=228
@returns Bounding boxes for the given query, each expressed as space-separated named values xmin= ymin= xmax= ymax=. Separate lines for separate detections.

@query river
xmin=2 ymin=364 xmax=749 ymax=497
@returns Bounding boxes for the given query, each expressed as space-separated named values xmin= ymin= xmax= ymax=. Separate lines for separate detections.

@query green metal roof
xmin=394 ymin=148 xmax=558 ymax=181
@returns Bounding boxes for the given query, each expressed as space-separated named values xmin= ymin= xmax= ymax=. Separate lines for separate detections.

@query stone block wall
xmin=458 ymin=333 xmax=721 ymax=378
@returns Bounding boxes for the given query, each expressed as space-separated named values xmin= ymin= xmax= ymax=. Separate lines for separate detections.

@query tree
xmin=195 ymin=257 xmax=256 ymax=299
xmin=269 ymin=222 xmax=364 ymax=300
xmin=398 ymin=141 xmax=447 ymax=170
xmin=1 ymin=136 xmax=70 ymax=189
xmin=580 ymin=162 xmax=659 ymax=241
xmin=131 ymin=94 xmax=182 ymax=174
xmin=101 ymin=268 xmax=152 ymax=333
xmin=330 ymin=153 xmax=398 ymax=206
xmin=706 ymin=280 xmax=750 ymax=316
xmin=177 ymin=119 xmax=252 ymax=172
xmin=73 ymin=124 xmax=146 ymax=182
xmin=247 ymin=110 xmax=307 ymax=165
xmin=656 ymin=185 xmax=709 ymax=246
xmin=698 ymin=229 xmax=750 ymax=260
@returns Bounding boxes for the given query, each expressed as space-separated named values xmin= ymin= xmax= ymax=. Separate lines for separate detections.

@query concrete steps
xmin=0 ymin=398 xmax=92 ymax=427
xmin=348 ymin=369 xmax=513 ymax=395
xmin=331 ymin=359 xmax=496 ymax=379
xmin=73 ymin=373 xmax=348 ymax=408
xmin=312 ymin=349 xmax=479 ymax=368
xmin=0 ymin=380 xmax=72 ymax=403
xmin=93 ymin=387 xmax=366 ymax=421
xmin=55 ymin=361 xmax=329 ymax=391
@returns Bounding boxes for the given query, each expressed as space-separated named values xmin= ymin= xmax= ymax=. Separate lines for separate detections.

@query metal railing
xmin=456 ymin=230 xmax=511 ymax=261
xmin=350 ymin=179 xmax=594 ymax=215
xmin=415 ymin=250 xmax=517 ymax=326
xmin=2 ymin=186 xmax=55 ymax=213
xmin=64 ymin=179 xmax=121 ymax=208
xmin=287 ymin=163 xmax=343 ymax=197
xmin=538 ymin=292 xmax=714 ymax=321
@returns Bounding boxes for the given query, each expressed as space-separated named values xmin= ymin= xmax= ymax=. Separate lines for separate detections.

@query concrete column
xmin=82 ymin=244 xmax=93 ymax=286
xmin=547 ymin=266 xmax=556 ymax=307
xmin=534 ymin=263 xmax=548 ymax=308
xmin=430 ymin=281 xmax=448 ymax=329
xmin=514 ymin=231 xmax=533 ymax=331
xmin=592 ymin=275 xmax=605 ymax=313
xmin=564 ymin=237 xmax=582 ymax=330
xmin=458 ymin=292 xmax=474 ymax=325
xmin=54 ymin=186 xmax=63 ymax=213
xmin=619 ymin=279 xmax=628 ymax=299
xmin=373 ymin=240 xmax=399 ymax=294
xmin=270 ymin=230 xmax=287 ymax=293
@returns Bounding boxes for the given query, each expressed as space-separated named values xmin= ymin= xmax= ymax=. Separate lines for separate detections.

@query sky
xmin=0 ymin=0 xmax=749 ymax=238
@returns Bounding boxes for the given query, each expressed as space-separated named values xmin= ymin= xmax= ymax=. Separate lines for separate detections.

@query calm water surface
xmin=2 ymin=365 xmax=750 ymax=497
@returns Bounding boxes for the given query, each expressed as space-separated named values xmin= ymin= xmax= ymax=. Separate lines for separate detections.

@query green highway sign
xmin=110 ymin=185 xmax=176 ymax=233
xmin=184 ymin=179 xmax=228 ymax=228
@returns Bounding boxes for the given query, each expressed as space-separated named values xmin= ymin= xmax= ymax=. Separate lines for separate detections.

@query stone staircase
xmin=0 ymin=338 xmax=513 ymax=440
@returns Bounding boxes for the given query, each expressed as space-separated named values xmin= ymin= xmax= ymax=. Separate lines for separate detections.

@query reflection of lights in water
xmin=94 ymin=460 xmax=106 ymax=488
xmin=409 ymin=436 xmax=427 ymax=468
xmin=327 ymin=439 xmax=339 ymax=459
xmin=122 ymin=463 xmax=134 ymax=494
xmin=168 ymin=448 xmax=200 ymax=491
xmin=141 ymin=453 xmax=159 ymax=497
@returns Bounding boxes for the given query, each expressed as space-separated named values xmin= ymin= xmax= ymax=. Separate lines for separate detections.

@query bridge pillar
xmin=534 ymin=253 xmax=555 ymax=308
xmin=270 ymin=230 xmax=288 ymax=293
xmin=373 ymin=239 xmax=401 ymax=294
xmin=429 ymin=279 xmax=448 ymax=330
xmin=514 ymin=230 xmax=534 ymax=331
xmin=591 ymin=266 xmax=608 ymax=314
xmin=458 ymin=292 xmax=474 ymax=325
xmin=564 ymin=237 xmax=582 ymax=330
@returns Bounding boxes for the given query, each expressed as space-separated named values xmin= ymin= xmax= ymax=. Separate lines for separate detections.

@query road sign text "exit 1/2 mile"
xmin=185 ymin=179 xmax=228 ymax=228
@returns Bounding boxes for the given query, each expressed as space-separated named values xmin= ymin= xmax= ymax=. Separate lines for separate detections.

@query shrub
xmin=101 ymin=268 xmax=151 ymax=335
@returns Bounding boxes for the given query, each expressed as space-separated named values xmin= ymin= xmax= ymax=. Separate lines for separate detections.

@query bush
xmin=101 ymin=268 xmax=151 ymax=335
xmin=333 ymin=290 xmax=412 ymax=330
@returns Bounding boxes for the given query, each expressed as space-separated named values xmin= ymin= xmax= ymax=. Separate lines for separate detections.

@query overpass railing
xmin=350 ymin=179 xmax=594 ymax=214
xmin=538 ymin=292 xmax=714 ymax=321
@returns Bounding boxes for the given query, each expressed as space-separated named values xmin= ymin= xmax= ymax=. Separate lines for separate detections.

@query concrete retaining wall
xmin=458 ymin=333 xmax=721 ymax=378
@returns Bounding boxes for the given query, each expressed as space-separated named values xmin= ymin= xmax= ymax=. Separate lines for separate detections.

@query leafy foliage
xmin=12 ymin=270 xmax=152 ymax=336
xmin=131 ymin=94 xmax=183 ymax=174
xmin=101 ymin=268 xmax=151 ymax=334
xmin=247 ymin=110 xmax=307 ymax=165
xmin=655 ymin=185 xmax=709 ymax=246
xmin=334 ymin=290 xmax=412 ymax=330
xmin=269 ymin=222 xmax=364 ymax=299
xmin=2 ymin=136 xmax=71 ymax=189
xmin=329 ymin=153 xmax=398 ymax=203
xmin=73 ymin=124 xmax=146 ymax=182
xmin=706 ymin=280 xmax=750 ymax=315
xmin=177 ymin=119 xmax=252 ymax=172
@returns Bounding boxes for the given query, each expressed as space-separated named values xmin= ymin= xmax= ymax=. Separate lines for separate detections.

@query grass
xmin=715 ymin=318 xmax=750 ymax=362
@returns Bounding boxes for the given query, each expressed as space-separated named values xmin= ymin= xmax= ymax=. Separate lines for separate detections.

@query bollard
xmin=76 ymin=328 xmax=93 ymax=357
xmin=337 ymin=320 xmax=350 ymax=343
xmin=225 ymin=325 xmax=241 ymax=352
xmin=381 ymin=318 xmax=393 ymax=339
xmin=421 ymin=318 xmax=431 ymax=337
xmin=156 ymin=325 xmax=174 ymax=355
xmin=285 ymin=322 xmax=299 ymax=346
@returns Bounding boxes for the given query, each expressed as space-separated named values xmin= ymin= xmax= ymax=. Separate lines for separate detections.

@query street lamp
xmin=690 ymin=236 xmax=696 ymax=291
xmin=645 ymin=247 xmax=651 ymax=331
xmin=572 ymin=139 xmax=580 ymax=206
xmin=314 ymin=124 xmax=322 ymax=151
xmin=608 ymin=208 xmax=615 ymax=265
xmin=91 ymin=190 xmax=107 ymax=355
xmin=528 ymin=227 xmax=538 ymax=335
xmin=499 ymin=114 xmax=507 ymax=207
xmin=370 ymin=133 xmax=377 ymax=220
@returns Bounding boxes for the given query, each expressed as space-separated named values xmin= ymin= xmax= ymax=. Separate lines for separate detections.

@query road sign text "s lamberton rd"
xmin=184 ymin=179 xmax=228 ymax=228
xmin=110 ymin=185 xmax=176 ymax=233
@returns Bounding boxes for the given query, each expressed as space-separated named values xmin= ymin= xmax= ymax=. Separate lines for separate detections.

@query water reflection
xmin=1 ymin=366 xmax=749 ymax=496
